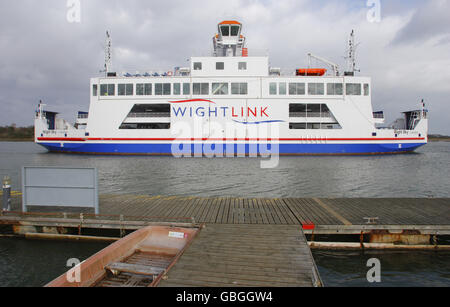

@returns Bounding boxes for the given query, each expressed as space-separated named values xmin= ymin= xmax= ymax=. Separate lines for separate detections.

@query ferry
xmin=34 ymin=21 xmax=428 ymax=156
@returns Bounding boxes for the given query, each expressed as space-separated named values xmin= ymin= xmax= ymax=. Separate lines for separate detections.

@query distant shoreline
xmin=0 ymin=138 xmax=34 ymax=142
xmin=429 ymin=137 xmax=450 ymax=142
xmin=0 ymin=126 xmax=34 ymax=142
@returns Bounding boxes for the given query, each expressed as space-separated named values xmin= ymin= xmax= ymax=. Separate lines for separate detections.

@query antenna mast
xmin=104 ymin=31 xmax=112 ymax=76
xmin=345 ymin=30 xmax=360 ymax=75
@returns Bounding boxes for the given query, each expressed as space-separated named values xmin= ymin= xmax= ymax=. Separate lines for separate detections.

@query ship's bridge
xmin=191 ymin=20 xmax=267 ymax=77
xmin=213 ymin=20 xmax=246 ymax=57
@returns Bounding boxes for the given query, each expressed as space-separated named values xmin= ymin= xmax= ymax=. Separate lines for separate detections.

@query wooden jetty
xmin=157 ymin=224 xmax=321 ymax=287
xmin=2 ymin=193 xmax=449 ymax=237
xmin=1 ymin=193 xmax=449 ymax=287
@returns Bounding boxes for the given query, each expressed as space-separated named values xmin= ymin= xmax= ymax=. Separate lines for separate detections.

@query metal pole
xmin=2 ymin=176 xmax=11 ymax=211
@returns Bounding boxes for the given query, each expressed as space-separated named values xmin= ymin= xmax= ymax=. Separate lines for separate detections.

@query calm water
xmin=0 ymin=141 xmax=449 ymax=198
xmin=0 ymin=238 xmax=109 ymax=287
xmin=313 ymin=250 xmax=450 ymax=287
xmin=0 ymin=141 xmax=449 ymax=287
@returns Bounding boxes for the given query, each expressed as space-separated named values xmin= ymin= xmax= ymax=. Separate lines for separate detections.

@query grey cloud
xmin=0 ymin=0 xmax=449 ymax=134
xmin=391 ymin=0 xmax=450 ymax=45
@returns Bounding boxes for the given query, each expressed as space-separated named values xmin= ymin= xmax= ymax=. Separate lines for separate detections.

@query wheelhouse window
xmin=327 ymin=83 xmax=343 ymax=95
xmin=231 ymin=83 xmax=248 ymax=95
xmin=92 ymin=84 xmax=97 ymax=96
xmin=193 ymin=62 xmax=202 ymax=70
xmin=269 ymin=83 xmax=277 ymax=95
xmin=155 ymin=83 xmax=171 ymax=95
xmin=193 ymin=83 xmax=209 ymax=95
xmin=308 ymin=83 xmax=324 ymax=95
xmin=220 ymin=25 xmax=230 ymax=36
xmin=118 ymin=84 xmax=133 ymax=96
xmin=231 ymin=26 xmax=240 ymax=36
xmin=136 ymin=83 xmax=152 ymax=95
xmin=216 ymin=62 xmax=224 ymax=70
xmin=100 ymin=84 xmax=115 ymax=96
xmin=289 ymin=83 xmax=305 ymax=95
xmin=238 ymin=62 xmax=247 ymax=70
xmin=346 ymin=83 xmax=361 ymax=95
xmin=212 ymin=83 xmax=228 ymax=95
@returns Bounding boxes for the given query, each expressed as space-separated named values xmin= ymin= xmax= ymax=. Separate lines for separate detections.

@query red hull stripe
xmin=38 ymin=138 xmax=86 ymax=141
xmin=38 ymin=137 xmax=426 ymax=142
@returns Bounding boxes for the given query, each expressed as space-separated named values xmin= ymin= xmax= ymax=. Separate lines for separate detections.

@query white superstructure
xmin=35 ymin=21 xmax=428 ymax=155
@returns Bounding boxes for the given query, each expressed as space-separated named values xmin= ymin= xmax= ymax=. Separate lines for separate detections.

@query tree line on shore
xmin=0 ymin=125 xmax=34 ymax=141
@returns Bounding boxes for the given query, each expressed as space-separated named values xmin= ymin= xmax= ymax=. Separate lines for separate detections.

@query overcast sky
xmin=1 ymin=0 xmax=449 ymax=134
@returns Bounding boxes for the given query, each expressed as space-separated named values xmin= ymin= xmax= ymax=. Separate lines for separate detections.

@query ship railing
xmin=194 ymin=48 xmax=269 ymax=57
xmin=118 ymin=69 xmax=185 ymax=78
xmin=77 ymin=114 xmax=89 ymax=119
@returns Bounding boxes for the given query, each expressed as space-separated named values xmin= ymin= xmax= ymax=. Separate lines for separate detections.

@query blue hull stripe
xmin=38 ymin=142 xmax=426 ymax=155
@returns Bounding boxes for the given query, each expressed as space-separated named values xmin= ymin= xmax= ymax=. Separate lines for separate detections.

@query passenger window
xmin=212 ymin=83 xmax=228 ymax=95
xmin=308 ymin=83 xmax=324 ymax=95
xmin=364 ymin=84 xmax=370 ymax=96
xmin=193 ymin=62 xmax=202 ymax=70
xmin=118 ymin=84 xmax=133 ymax=96
xmin=346 ymin=83 xmax=362 ymax=95
xmin=238 ymin=62 xmax=247 ymax=70
xmin=327 ymin=83 xmax=343 ymax=95
xmin=101 ymin=84 xmax=115 ymax=96
xmin=173 ymin=83 xmax=181 ymax=95
xmin=100 ymin=84 xmax=107 ymax=96
xmin=289 ymin=83 xmax=305 ymax=95
xmin=216 ymin=62 xmax=224 ymax=70
xmin=193 ymin=83 xmax=209 ymax=95
xmin=136 ymin=83 xmax=152 ymax=96
xmin=144 ymin=84 xmax=152 ymax=95
xmin=231 ymin=83 xmax=247 ymax=95
xmin=155 ymin=84 xmax=162 ymax=95
xmin=163 ymin=83 xmax=171 ymax=95
xmin=279 ymin=83 xmax=286 ymax=95
xmin=183 ymin=83 xmax=190 ymax=95
xmin=118 ymin=84 xmax=125 ymax=96
xmin=269 ymin=83 xmax=277 ymax=95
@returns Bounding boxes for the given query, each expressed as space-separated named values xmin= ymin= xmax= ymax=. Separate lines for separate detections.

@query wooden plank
xmin=258 ymin=197 xmax=274 ymax=224
xmin=313 ymin=198 xmax=352 ymax=225
xmin=106 ymin=262 xmax=165 ymax=276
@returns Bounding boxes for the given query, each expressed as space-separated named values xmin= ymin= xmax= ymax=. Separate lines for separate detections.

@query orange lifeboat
xmin=296 ymin=68 xmax=327 ymax=76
